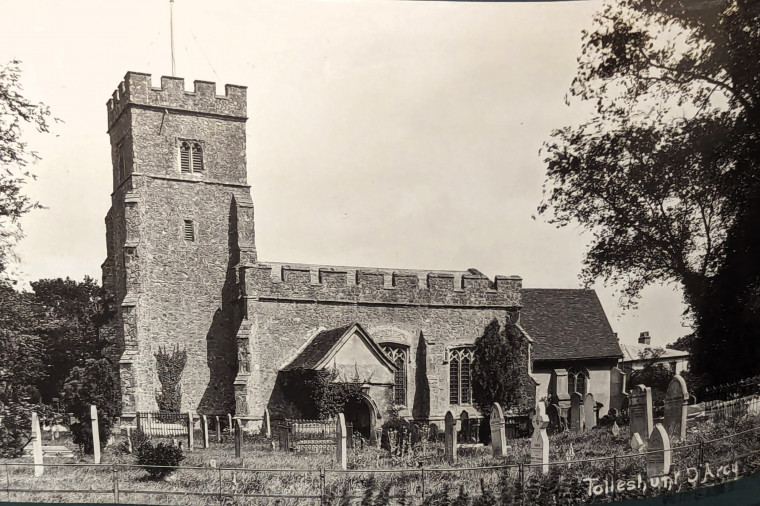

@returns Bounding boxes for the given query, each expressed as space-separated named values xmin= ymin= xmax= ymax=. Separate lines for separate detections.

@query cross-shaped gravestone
xmin=664 ymin=375 xmax=689 ymax=442
xmin=444 ymin=411 xmax=457 ymax=464
xmin=583 ymin=393 xmax=597 ymax=431
xmin=629 ymin=385 xmax=653 ymax=441
xmin=490 ymin=403 xmax=507 ymax=458
xmin=530 ymin=410 xmax=549 ymax=475
xmin=647 ymin=424 xmax=671 ymax=476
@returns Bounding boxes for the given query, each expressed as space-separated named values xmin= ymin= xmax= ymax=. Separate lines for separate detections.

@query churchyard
xmin=3 ymin=375 xmax=760 ymax=504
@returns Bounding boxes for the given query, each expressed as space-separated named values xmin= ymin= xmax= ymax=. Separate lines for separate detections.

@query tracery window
xmin=180 ymin=141 xmax=204 ymax=173
xmin=381 ymin=344 xmax=407 ymax=406
xmin=567 ymin=366 xmax=588 ymax=396
xmin=449 ymin=347 xmax=474 ymax=405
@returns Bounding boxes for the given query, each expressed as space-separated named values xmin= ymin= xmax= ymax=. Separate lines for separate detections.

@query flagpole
xmin=170 ymin=0 xmax=176 ymax=76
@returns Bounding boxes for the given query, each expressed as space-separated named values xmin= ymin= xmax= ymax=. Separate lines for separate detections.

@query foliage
xmin=60 ymin=358 xmax=119 ymax=454
xmin=0 ymin=400 xmax=51 ymax=458
xmin=472 ymin=319 xmax=534 ymax=418
xmin=155 ymin=345 xmax=187 ymax=413
xmin=280 ymin=367 xmax=365 ymax=420
xmin=119 ymin=427 xmax=152 ymax=456
xmin=135 ymin=440 xmax=185 ymax=479
xmin=629 ymin=349 xmax=674 ymax=404
xmin=539 ymin=0 xmax=760 ymax=383
xmin=0 ymin=60 xmax=54 ymax=278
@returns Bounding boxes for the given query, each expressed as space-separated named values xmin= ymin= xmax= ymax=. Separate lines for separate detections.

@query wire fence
xmin=3 ymin=424 xmax=760 ymax=505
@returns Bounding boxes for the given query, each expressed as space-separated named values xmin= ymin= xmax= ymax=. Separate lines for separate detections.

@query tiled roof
xmin=619 ymin=343 xmax=689 ymax=363
xmin=282 ymin=324 xmax=354 ymax=370
xmin=519 ymin=289 xmax=623 ymax=361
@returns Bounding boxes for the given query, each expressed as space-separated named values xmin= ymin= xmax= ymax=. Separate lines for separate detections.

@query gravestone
xmin=530 ymin=409 xmax=550 ymax=475
xmin=444 ymin=411 xmax=457 ymax=464
xmin=90 ymin=405 xmax=101 ymax=464
xmin=202 ymin=415 xmax=209 ymax=449
xmin=564 ymin=443 xmax=575 ymax=468
xmin=647 ymin=424 xmax=671 ymax=476
xmin=609 ymin=367 xmax=627 ymax=411
xmin=31 ymin=412 xmax=44 ymax=477
xmin=611 ymin=422 xmax=620 ymax=437
xmin=570 ymin=392 xmax=583 ymax=433
xmin=629 ymin=385 xmax=653 ymax=441
xmin=546 ymin=404 xmax=562 ymax=435
xmin=583 ymin=393 xmax=597 ymax=431
xmin=187 ymin=412 xmax=195 ymax=449
xmin=689 ymin=394 xmax=697 ymax=405
xmin=234 ymin=419 xmax=242 ymax=458
xmin=264 ymin=408 xmax=271 ymax=439
xmin=490 ymin=403 xmax=507 ymax=457
xmin=228 ymin=413 xmax=233 ymax=434
xmin=631 ymin=433 xmax=645 ymax=454
xmin=664 ymin=375 xmax=689 ymax=442
xmin=126 ymin=427 xmax=133 ymax=454
xmin=460 ymin=411 xmax=470 ymax=443
xmin=215 ymin=416 xmax=221 ymax=443
xmin=336 ymin=413 xmax=347 ymax=470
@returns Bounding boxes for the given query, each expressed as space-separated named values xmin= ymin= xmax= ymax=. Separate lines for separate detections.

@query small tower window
xmin=183 ymin=220 xmax=195 ymax=242
xmin=179 ymin=141 xmax=203 ymax=173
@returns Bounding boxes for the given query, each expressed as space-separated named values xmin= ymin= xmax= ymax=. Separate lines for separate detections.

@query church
xmin=102 ymin=72 xmax=624 ymax=436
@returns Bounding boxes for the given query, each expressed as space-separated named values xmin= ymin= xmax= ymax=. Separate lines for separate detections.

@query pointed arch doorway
xmin=343 ymin=393 xmax=380 ymax=441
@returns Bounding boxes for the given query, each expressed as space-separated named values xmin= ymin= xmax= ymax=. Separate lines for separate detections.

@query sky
xmin=2 ymin=0 xmax=690 ymax=349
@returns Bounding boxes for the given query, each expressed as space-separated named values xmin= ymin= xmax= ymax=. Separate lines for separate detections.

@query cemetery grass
xmin=3 ymin=416 xmax=760 ymax=505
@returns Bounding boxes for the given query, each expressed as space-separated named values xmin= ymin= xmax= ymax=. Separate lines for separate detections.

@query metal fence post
xmin=319 ymin=466 xmax=326 ymax=506
xmin=112 ymin=464 xmax=119 ymax=503
xmin=421 ymin=466 xmax=425 ymax=501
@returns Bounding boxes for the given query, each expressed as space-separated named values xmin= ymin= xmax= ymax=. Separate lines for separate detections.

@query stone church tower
xmin=102 ymin=72 xmax=256 ymax=420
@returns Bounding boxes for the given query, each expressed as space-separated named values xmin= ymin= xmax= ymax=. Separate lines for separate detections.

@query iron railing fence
xmin=4 ymin=424 xmax=760 ymax=505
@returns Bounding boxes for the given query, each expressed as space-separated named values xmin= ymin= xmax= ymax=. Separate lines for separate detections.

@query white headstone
xmin=583 ymin=393 xmax=597 ymax=431
xmin=90 ymin=405 xmax=101 ymax=464
xmin=490 ymin=403 xmax=507 ymax=457
xmin=444 ymin=411 xmax=457 ymax=464
xmin=629 ymin=385 xmax=653 ymax=441
xmin=647 ymin=424 xmax=671 ymax=476
xmin=202 ymin=414 xmax=210 ymax=449
xmin=664 ymin=375 xmax=689 ymax=442
xmin=570 ymin=392 xmax=583 ymax=432
xmin=31 ymin=412 xmax=44 ymax=476
xmin=530 ymin=409 xmax=550 ymax=474
xmin=564 ymin=443 xmax=575 ymax=467
xmin=187 ymin=411 xmax=194 ymax=449
xmin=264 ymin=408 xmax=271 ymax=439
xmin=631 ymin=433 xmax=645 ymax=454
xmin=611 ymin=421 xmax=620 ymax=437
xmin=336 ymin=413 xmax=347 ymax=470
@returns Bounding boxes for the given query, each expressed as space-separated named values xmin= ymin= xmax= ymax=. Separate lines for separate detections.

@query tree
xmin=472 ymin=318 xmax=534 ymax=419
xmin=540 ymin=0 xmax=760 ymax=384
xmin=0 ymin=60 xmax=54 ymax=277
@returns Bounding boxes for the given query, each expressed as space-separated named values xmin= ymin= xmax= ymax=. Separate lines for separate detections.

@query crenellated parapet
xmin=246 ymin=262 xmax=522 ymax=308
xmin=107 ymin=72 xmax=247 ymax=130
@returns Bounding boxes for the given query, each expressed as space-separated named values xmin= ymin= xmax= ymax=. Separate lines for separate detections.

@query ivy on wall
xmin=155 ymin=345 xmax=187 ymax=413
xmin=281 ymin=367 xmax=365 ymax=420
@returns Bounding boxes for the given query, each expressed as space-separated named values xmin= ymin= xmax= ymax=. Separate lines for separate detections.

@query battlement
xmin=107 ymin=72 xmax=247 ymax=130
xmin=246 ymin=262 xmax=522 ymax=308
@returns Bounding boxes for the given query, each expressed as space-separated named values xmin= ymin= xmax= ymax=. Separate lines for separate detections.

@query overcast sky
xmin=2 ymin=0 xmax=690 ymax=348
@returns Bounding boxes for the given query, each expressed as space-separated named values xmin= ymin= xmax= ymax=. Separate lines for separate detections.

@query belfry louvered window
xmin=179 ymin=141 xmax=203 ymax=173
xmin=449 ymin=347 xmax=474 ymax=405
xmin=183 ymin=220 xmax=195 ymax=242
xmin=381 ymin=344 xmax=408 ymax=406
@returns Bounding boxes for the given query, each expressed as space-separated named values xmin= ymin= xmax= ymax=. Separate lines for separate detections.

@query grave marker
xmin=228 ymin=413 xmax=233 ymax=434
xmin=234 ymin=419 xmax=242 ymax=458
xmin=612 ymin=422 xmax=620 ymax=437
xmin=126 ymin=427 xmax=133 ymax=454
xmin=583 ymin=393 xmax=597 ymax=431
xmin=546 ymin=404 xmax=562 ymax=435
xmin=530 ymin=409 xmax=550 ymax=474
xmin=631 ymin=433 xmax=645 ymax=454
xmin=564 ymin=443 xmax=575 ymax=468
xmin=460 ymin=411 xmax=470 ymax=443
xmin=490 ymin=403 xmax=507 ymax=457
xmin=202 ymin=415 xmax=209 ymax=449
xmin=336 ymin=413 xmax=347 ymax=470
xmin=629 ymin=385 xmax=653 ymax=441
xmin=264 ymin=408 xmax=271 ymax=439
xmin=609 ymin=366 xmax=627 ymax=411
xmin=647 ymin=424 xmax=671 ymax=476
xmin=31 ymin=412 xmax=44 ymax=476
xmin=570 ymin=392 xmax=583 ymax=433
xmin=444 ymin=411 xmax=457 ymax=464
xmin=664 ymin=375 xmax=689 ymax=442
xmin=187 ymin=411 xmax=194 ymax=449
xmin=215 ymin=416 xmax=221 ymax=443
xmin=91 ymin=405 xmax=101 ymax=464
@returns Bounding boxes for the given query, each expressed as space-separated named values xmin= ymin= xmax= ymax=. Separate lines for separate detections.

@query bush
xmin=118 ymin=427 xmax=151 ymax=455
xmin=136 ymin=440 xmax=185 ymax=479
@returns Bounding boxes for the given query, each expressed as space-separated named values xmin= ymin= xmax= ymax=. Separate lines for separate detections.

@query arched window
xmin=567 ymin=366 xmax=588 ymax=396
xmin=381 ymin=344 xmax=407 ymax=406
xmin=180 ymin=141 xmax=204 ymax=173
xmin=449 ymin=347 xmax=474 ymax=405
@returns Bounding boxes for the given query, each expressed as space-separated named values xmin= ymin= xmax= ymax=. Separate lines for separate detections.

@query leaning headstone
xmin=530 ymin=409 xmax=550 ymax=475
xmin=631 ymin=433 xmax=645 ymax=454
xmin=263 ymin=408 xmax=271 ymax=439
xmin=444 ymin=411 xmax=457 ymax=464
xmin=570 ymin=392 xmax=583 ymax=433
xmin=202 ymin=415 xmax=210 ymax=449
xmin=336 ymin=413 xmax=347 ymax=470
xmin=629 ymin=385 xmax=653 ymax=441
xmin=664 ymin=375 xmax=689 ymax=442
xmin=546 ymin=404 xmax=562 ymax=435
xmin=583 ymin=393 xmax=597 ymax=431
xmin=90 ymin=405 xmax=101 ymax=464
xmin=490 ymin=403 xmax=507 ymax=457
xmin=31 ymin=412 xmax=44 ymax=476
xmin=611 ymin=422 xmax=620 ymax=437
xmin=187 ymin=411 xmax=194 ymax=449
xmin=647 ymin=424 xmax=671 ymax=476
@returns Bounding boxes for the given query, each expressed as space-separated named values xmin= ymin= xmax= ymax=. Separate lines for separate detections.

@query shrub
xmin=119 ymin=427 xmax=151 ymax=455
xmin=0 ymin=401 xmax=46 ymax=457
xmin=136 ymin=440 xmax=185 ymax=479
